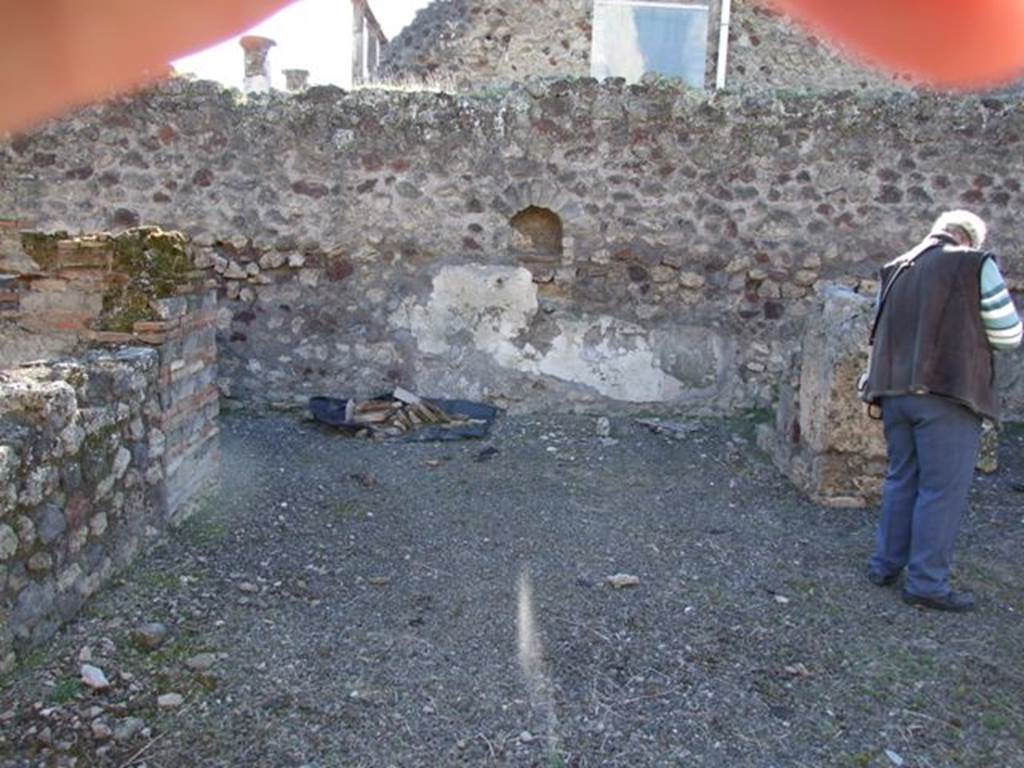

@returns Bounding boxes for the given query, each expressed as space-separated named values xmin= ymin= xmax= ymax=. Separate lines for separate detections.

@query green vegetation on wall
xmin=100 ymin=228 xmax=191 ymax=332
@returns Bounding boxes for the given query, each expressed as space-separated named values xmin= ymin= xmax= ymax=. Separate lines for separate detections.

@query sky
xmin=172 ymin=0 xmax=433 ymax=90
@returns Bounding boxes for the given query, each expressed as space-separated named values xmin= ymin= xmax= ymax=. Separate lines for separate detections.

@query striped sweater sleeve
xmin=980 ymin=257 xmax=1023 ymax=350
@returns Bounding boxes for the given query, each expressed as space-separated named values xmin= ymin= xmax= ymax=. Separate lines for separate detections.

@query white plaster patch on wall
xmin=394 ymin=265 xmax=539 ymax=360
xmin=536 ymin=317 xmax=686 ymax=402
xmin=392 ymin=264 xmax=691 ymax=402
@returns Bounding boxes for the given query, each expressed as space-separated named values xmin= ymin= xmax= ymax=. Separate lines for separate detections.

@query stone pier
xmin=0 ymin=228 xmax=220 ymax=666
xmin=759 ymin=284 xmax=1000 ymax=508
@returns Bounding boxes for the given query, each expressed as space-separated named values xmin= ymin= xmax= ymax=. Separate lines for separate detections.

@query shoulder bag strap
xmin=867 ymin=235 xmax=943 ymax=345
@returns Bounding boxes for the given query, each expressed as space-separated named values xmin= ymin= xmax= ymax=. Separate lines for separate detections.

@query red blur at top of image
xmin=3 ymin=0 xmax=1024 ymax=135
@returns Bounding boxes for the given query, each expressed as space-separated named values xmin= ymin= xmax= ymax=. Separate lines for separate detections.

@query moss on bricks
xmin=20 ymin=232 xmax=68 ymax=271
xmin=98 ymin=228 xmax=191 ymax=332
xmin=20 ymin=227 xmax=192 ymax=331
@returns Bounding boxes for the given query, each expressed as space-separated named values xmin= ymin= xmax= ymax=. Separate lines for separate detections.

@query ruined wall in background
xmin=708 ymin=0 xmax=905 ymax=92
xmin=377 ymin=0 xmax=592 ymax=89
xmin=2 ymin=80 xmax=1023 ymax=417
xmin=379 ymin=0 xmax=903 ymax=93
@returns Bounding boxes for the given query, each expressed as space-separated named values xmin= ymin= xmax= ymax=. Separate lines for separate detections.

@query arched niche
xmin=510 ymin=206 xmax=563 ymax=259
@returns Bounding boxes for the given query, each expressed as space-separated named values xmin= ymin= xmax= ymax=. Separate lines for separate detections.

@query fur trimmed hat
xmin=931 ymin=209 xmax=987 ymax=248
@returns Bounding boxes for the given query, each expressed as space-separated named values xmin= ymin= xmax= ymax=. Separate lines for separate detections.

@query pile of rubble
xmin=320 ymin=388 xmax=489 ymax=439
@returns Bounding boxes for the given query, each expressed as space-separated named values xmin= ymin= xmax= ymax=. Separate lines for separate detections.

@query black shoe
xmin=867 ymin=568 xmax=899 ymax=587
xmin=902 ymin=589 xmax=976 ymax=612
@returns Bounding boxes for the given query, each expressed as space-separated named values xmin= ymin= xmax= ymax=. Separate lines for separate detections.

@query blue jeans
xmin=869 ymin=394 xmax=982 ymax=597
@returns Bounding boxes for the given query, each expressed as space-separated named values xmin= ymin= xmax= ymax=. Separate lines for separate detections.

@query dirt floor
xmin=1 ymin=410 xmax=1023 ymax=768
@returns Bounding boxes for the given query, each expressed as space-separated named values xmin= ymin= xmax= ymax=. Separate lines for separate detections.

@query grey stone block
xmin=11 ymin=581 xmax=56 ymax=639
xmin=37 ymin=502 xmax=67 ymax=545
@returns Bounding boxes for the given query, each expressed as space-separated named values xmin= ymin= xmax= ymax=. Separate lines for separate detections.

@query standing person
xmin=862 ymin=210 xmax=1022 ymax=612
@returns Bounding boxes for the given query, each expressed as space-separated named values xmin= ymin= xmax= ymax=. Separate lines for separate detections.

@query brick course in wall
xmin=150 ymin=293 xmax=221 ymax=516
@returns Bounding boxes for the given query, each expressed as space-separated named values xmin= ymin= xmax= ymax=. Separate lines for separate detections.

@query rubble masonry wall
xmin=1 ymin=79 xmax=1022 ymax=416
xmin=1 ymin=350 xmax=159 ymax=670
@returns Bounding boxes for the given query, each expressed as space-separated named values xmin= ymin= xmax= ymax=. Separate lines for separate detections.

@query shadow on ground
xmin=2 ymin=413 xmax=1023 ymax=767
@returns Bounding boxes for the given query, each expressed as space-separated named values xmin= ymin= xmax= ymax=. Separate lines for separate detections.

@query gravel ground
xmin=1 ymin=410 xmax=1023 ymax=768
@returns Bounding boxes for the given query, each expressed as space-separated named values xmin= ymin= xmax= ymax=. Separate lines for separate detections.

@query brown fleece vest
xmin=865 ymin=239 xmax=996 ymax=421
